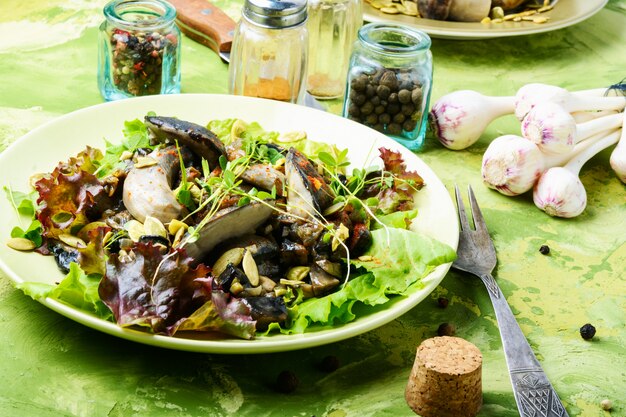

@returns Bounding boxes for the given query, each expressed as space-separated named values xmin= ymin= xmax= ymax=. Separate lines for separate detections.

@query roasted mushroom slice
xmin=243 ymin=296 xmax=288 ymax=330
xmin=122 ymin=147 xmax=185 ymax=224
xmin=285 ymin=147 xmax=334 ymax=219
xmin=181 ymin=201 xmax=276 ymax=261
xmin=144 ymin=115 xmax=226 ymax=168
xmin=240 ymin=164 xmax=285 ymax=196
xmin=309 ymin=264 xmax=340 ymax=297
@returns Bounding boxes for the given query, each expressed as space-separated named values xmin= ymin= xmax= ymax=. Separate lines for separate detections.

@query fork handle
xmin=479 ymin=273 xmax=569 ymax=417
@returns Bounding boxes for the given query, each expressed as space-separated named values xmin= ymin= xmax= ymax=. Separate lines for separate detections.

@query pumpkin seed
xmin=490 ymin=7 xmax=504 ymax=19
xmin=134 ymin=156 xmax=158 ymax=168
xmin=242 ymin=249 xmax=260 ymax=286
xmin=6 ymin=237 xmax=36 ymax=251
xmin=230 ymin=281 xmax=244 ymax=295
xmin=538 ymin=5 xmax=552 ymax=12
xmin=230 ymin=119 xmax=248 ymax=140
xmin=533 ymin=16 xmax=548 ymax=23
xmin=381 ymin=6 xmax=400 ymax=14
xmin=358 ymin=255 xmax=374 ymax=262
xmin=323 ymin=202 xmax=345 ymax=216
xmin=481 ymin=17 xmax=491 ymax=24
xmin=124 ymin=219 xmax=145 ymax=242
xmin=244 ymin=286 xmax=263 ymax=297
xmin=287 ymin=266 xmax=310 ymax=281
xmin=332 ymin=223 xmax=350 ymax=251
xmin=213 ymin=247 xmax=245 ymax=277
xmin=58 ymin=234 xmax=87 ymax=249
xmin=119 ymin=150 xmax=133 ymax=161
xmin=143 ymin=216 xmax=167 ymax=238
xmin=173 ymin=227 xmax=186 ymax=247
xmin=168 ymin=219 xmax=188 ymax=235
xmin=260 ymin=276 xmax=276 ymax=292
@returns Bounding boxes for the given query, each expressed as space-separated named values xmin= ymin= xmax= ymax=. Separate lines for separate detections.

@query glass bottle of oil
xmin=306 ymin=0 xmax=362 ymax=100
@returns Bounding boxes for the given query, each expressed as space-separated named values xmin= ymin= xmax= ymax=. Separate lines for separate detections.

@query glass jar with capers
xmin=342 ymin=23 xmax=432 ymax=150
xmin=98 ymin=0 xmax=181 ymax=101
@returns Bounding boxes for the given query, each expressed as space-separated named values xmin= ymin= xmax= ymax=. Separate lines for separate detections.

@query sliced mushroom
xmin=182 ymin=201 xmax=276 ymax=261
xmin=285 ymin=147 xmax=334 ymax=219
xmin=144 ymin=116 xmax=226 ymax=169
xmin=122 ymin=147 xmax=184 ymax=224
xmin=243 ymin=296 xmax=288 ymax=330
xmin=240 ymin=164 xmax=285 ymax=196
xmin=309 ymin=264 xmax=340 ymax=297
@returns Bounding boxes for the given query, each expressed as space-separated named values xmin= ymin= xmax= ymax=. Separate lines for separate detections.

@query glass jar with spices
xmin=342 ymin=23 xmax=433 ymax=151
xmin=306 ymin=0 xmax=362 ymax=100
xmin=98 ymin=0 xmax=181 ymax=101
xmin=228 ymin=0 xmax=308 ymax=104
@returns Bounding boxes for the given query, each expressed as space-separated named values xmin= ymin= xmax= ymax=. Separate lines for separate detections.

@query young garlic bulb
xmin=514 ymin=83 xmax=626 ymax=121
xmin=430 ymin=90 xmax=515 ymax=150
xmin=522 ymin=103 xmax=624 ymax=155
xmin=609 ymin=111 xmax=626 ymax=183
xmin=481 ymin=133 xmax=603 ymax=196
xmin=533 ymin=130 xmax=622 ymax=218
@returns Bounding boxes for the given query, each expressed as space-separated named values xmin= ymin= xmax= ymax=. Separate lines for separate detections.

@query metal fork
xmin=452 ymin=185 xmax=569 ymax=417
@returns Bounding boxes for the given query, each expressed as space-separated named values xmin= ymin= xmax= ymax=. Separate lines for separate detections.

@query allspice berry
xmin=379 ymin=70 xmax=398 ymax=90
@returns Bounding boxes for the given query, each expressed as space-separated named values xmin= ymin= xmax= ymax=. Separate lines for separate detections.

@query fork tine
xmin=467 ymin=185 xmax=488 ymax=233
xmin=454 ymin=184 xmax=470 ymax=231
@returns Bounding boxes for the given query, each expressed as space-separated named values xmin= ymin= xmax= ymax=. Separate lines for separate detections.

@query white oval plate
xmin=363 ymin=0 xmax=607 ymax=40
xmin=0 ymin=94 xmax=458 ymax=354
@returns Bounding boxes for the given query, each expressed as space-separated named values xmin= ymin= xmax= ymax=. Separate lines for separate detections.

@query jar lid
xmin=243 ymin=0 xmax=307 ymax=29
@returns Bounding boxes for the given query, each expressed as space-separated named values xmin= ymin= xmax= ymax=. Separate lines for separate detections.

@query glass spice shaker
xmin=228 ymin=0 xmax=308 ymax=104
xmin=306 ymin=0 xmax=362 ymax=100
xmin=342 ymin=23 xmax=433 ymax=151
xmin=98 ymin=0 xmax=181 ymax=101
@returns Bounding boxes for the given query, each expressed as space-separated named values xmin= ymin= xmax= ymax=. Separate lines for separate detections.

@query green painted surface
xmin=0 ymin=1 xmax=625 ymax=416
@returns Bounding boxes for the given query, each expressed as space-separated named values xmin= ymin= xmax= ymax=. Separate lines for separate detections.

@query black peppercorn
xmin=319 ymin=355 xmax=341 ymax=372
xmin=579 ymin=323 xmax=596 ymax=340
xmin=437 ymin=323 xmax=456 ymax=337
xmin=539 ymin=245 xmax=550 ymax=255
xmin=275 ymin=370 xmax=299 ymax=393
xmin=437 ymin=297 xmax=449 ymax=308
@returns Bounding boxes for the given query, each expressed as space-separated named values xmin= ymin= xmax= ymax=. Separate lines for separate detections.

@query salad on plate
xmin=5 ymin=114 xmax=455 ymax=340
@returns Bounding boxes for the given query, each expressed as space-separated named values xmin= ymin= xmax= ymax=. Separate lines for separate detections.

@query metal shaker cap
xmin=242 ymin=0 xmax=307 ymax=29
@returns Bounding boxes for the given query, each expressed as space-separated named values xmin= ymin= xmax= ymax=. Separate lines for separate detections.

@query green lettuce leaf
xmin=96 ymin=118 xmax=154 ymax=177
xmin=18 ymin=263 xmax=113 ymax=321
xmin=270 ymin=228 xmax=455 ymax=334
xmin=374 ymin=209 xmax=418 ymax=230
xmin=352 ymin=228 xmax=456 ymax=294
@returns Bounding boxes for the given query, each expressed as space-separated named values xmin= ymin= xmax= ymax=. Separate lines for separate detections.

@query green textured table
xmin=1 ymin=1 xmax=625 ymax=416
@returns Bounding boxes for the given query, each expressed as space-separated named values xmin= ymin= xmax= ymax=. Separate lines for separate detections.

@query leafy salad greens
xmin=6 ymin=115 xmax=455 ymax=340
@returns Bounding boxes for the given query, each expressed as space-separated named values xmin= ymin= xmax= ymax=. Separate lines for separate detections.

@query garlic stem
xmin=571 ymin=110 xmax=617 ymax=123
xmin=609 ymin=111 xmax=626 ymax=183
xmin=515 ymin=83 xmax=626 ymax=120
xmin=431 ymin=90 xmax=515 ymax=150
xmin=565 ymin=129 xmax=622 ymax=176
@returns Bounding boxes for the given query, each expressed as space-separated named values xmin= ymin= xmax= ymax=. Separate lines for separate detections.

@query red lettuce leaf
xmin=98 ymin=243 xmax=256 ymax=338
xmin=378 ymin=147 xmax=424 ymax=188
xmin=35 ymin=168 xmax=112 ymax=239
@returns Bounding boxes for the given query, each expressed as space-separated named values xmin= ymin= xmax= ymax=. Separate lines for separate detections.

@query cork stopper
xmin=405 ymin=336 xmax=483 ymax=417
